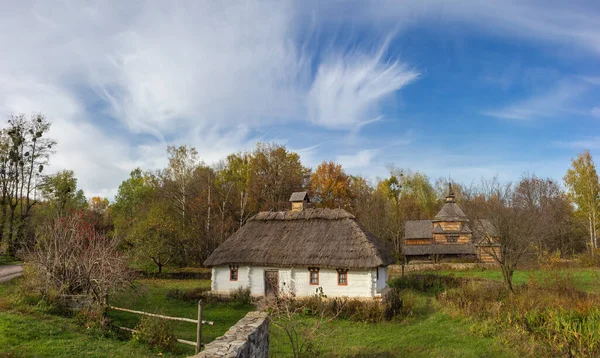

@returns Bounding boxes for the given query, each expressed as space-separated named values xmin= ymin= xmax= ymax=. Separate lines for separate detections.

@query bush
xmin=24 ymin=213 xmax=134 ymax=304
xmin=75 ymin=305 xmax=111 ymax=333
xmin=575 ymin=249 xmax=600 ymax=267
xmin=384 ymin=288 xmax=403 ymax=321
xmin=166 ymin=287 xmax=210 ymax=302
xmin=132 ymin=316 xmax=177 ymax=351
xmin=230 ymin=287 xmax=252 ymax=305
xmin=165 ymin=287 xmax=247 ymax=305
xmin=388 ymin=274 xmax=464 ymax=294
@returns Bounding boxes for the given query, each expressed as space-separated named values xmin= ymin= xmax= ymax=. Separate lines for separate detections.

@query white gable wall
xmin=211 ymin=265 xmax=389 ymax=298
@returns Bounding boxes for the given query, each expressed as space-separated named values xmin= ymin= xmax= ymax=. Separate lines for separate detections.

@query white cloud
xmin=0 ymin=1 xmax=419 ymax=198
xmin=0 ymin=0 xmax=598 ymax=198
xmin=481 ymin=79 xmax=590 ymax=120
xmin=336 ymin=149 xmax=380 ymax=170
xmin=308 ymin=39 xmax=419 ymax=129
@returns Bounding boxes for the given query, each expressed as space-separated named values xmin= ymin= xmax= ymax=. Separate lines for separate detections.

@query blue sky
xmin=0 ymin=1 xmax=599 ymax=198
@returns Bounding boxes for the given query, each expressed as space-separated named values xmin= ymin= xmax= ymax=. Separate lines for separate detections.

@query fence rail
xmin=109 ymin=299 xmax=212 ymax=353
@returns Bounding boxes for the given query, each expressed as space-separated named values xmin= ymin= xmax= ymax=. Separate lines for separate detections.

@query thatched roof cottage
xmin=204 ymin=192 xmax=395 ymax=298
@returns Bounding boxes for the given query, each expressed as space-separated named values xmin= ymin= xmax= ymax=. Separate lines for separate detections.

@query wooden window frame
xmin=229 ymin=265 xmax=238 ymax=281
xmin=447 ymin=236 xmax=458 ymax=243
xmin=337 ymin=269 xmax=348 ymax=286
xmin=308 ymin=267 xmax=320 ymax=285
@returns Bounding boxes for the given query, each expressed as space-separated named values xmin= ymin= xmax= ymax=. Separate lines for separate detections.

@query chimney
xmin=289 ymin=192 xmax=310 ymax=211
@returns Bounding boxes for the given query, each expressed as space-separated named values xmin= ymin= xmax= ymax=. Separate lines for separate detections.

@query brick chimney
xmin=289 ymin=192 xmax=310 ymax=211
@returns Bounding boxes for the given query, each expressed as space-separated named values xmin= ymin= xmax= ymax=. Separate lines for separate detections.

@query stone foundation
xmin=190 ymin=311 xmax=269 ymax=358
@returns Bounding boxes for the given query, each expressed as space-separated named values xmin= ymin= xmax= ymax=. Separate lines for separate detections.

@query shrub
xmin=384 ymin=288 xmax=403 ymax=321
xmin=166 ymin=287 xmax=210 ymax=302
xmin=24 ymin=213 xmax=134 ymax=305
xmin=230 ymin=287 xmax=252 ymax=305
xmin=75 ymin=305 xmax=111 ymax=333
xmin=388 ymin=274 xmax=464 ymax=294
xmin=575 ymin=249 xmax=600 ymax=267
xmin=132 ymin=316 xmax=177 ymax=351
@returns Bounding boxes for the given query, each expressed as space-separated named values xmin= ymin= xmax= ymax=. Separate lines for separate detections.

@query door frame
xmin=264 ymin=269 xmax=279 ymax=297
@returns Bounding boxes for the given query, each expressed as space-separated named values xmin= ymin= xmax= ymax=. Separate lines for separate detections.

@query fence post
xmin=196 ymin=299 xmax=203 ymax=354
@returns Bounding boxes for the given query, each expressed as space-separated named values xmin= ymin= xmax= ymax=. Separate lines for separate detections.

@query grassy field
xmin=2 ymin=266 xmax=599 ymax=357
xmin=0 ymin=279 xmax=178 ymax=357
xmin=270 ymin=310 xmax=520 ymax=357
xmin=107 ymin=278 xmax=254 ymax=354
xmin=432 ymin=267 xmax=600 ymax=293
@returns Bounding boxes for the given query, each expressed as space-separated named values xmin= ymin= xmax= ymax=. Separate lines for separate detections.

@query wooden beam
xmin=109 ymin=306 xmax=214 ymax=325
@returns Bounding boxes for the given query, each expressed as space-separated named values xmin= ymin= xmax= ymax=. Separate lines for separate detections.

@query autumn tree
xmin=564 ymin=151 xmax=600 ymax=253
xmin=89 ymin=196 xmax=109 ymax=214
xmin=310 ymin=161 xmax=352 ymax=208
xmin=249 ymin=143 xmax=310 ymax=211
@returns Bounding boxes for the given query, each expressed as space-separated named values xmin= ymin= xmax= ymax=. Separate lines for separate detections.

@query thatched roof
xmin=403 ymin=244 xmax=476 ymax=256
xmin=405 ymin=220 xmax=433 ymax=239
xmin=204 ymin=208 xmax=395 ymax=269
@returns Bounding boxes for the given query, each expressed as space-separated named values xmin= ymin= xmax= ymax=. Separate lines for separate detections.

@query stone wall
xmin=190 ymin=311 xmax=269 ymax=358
xmin=389 ymin=262 xmax=498 ymax=273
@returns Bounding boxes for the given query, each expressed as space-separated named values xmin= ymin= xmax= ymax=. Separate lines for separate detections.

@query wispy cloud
xmin=554 ymin=137 xmax=600 ymax=150
xmin=481 ymin=79 xmax=590 ymax=120
xmin=308 ymin=38 xmax=419 ymax=129
xmin=0 ymin=1 xmax=417 ymax=197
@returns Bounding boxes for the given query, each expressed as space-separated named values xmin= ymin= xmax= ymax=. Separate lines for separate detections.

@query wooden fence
xmin=109 ymin=299 xmax=214 ymax=354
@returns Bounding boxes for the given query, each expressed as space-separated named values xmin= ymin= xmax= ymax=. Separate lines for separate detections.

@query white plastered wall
xmin=211 ymin=265 xmax=385 ymax=298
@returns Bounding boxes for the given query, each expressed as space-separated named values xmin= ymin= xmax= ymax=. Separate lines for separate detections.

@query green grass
xmin=0 ymin=280 xmax=177 ymax=357
xmin=433 ymin=267 xmax=600 ymax=292
xmin=107 ymin=278 xmax=254 ymax=354
xmin=271 ymin=313 xmax=520 ymax=358
xmin=4 ymin=267 xmax=600 ymax=357
xmin=0 ymin=253 xmax=19 ymax=266
xmin=0 ymin=277 xmax=253 ymax=357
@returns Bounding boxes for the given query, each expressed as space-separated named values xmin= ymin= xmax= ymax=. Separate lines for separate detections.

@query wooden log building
xmin=403 ymin=183 xmax=500 ymax=263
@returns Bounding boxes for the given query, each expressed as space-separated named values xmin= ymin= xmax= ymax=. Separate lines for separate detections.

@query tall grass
xmin=440 ymin=272 xmax=600 ymax=357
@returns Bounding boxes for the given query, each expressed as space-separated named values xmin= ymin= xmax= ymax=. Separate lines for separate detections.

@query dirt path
xmin=0 ymin=264 xmax=22 ymax=283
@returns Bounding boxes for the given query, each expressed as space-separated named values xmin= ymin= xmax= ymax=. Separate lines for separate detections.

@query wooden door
xmin=264 ymin=270 xmax=279 ymax=298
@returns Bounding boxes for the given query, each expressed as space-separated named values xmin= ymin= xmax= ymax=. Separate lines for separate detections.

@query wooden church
xmin=403 ymin=183 xmax=500 ymax=263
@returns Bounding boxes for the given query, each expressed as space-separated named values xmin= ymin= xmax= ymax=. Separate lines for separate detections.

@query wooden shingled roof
xmin=204 ymin=208 xmax=395 ymax=269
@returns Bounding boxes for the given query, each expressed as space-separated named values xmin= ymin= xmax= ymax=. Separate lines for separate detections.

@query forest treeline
xmin=0 ymin=114 xmax=597 ymax=271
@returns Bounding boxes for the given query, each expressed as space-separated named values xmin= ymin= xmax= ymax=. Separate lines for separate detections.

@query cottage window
xmin=308 ymin=268 xmax=319 ymax=285
xmin=337 ymin=269 xmax=348 ymax=286
xmin=229 ymin=265 xmax=238 ymax=281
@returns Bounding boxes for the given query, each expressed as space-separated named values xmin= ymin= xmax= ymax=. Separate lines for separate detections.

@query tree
xmin=130 ymin=202 xmax=178 ymax=273
xmin=89 ymin=196 xmax=109 ymax=214
xmin=112 ymin=168 xmax=154 ymax=242
xmin=310 ymin=161 xmax=352 ymax=208
xmin=466 ymin=176 xmax=550 ymax=292
xmin=249 ymin=143 xmax=310 ymax=211
xmin=564 ymin=151 xmax=600 ymax=253
xmin=1 ymin=114 xmax=55 ymax=255
xmin=40 ymin=170 xmax=87 ymax=214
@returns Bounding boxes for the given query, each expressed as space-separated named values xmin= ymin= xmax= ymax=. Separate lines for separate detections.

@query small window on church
xmin=447 ymin=236 xmax=458 ymax=243
xmin=308 ymin=268 xmax=319 ymax=285
xmin=229 ymin=265 xmax=238 ymax=281
xmin=337 ymin=269 xmax=348 ymax=286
